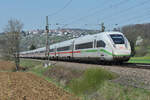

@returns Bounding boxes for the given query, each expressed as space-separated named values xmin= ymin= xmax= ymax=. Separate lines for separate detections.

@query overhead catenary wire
xmin=119 ymin=12 xmax=150 ymax=27
xmin=49 ymin=0 xmax=150 ymax=31
xmin=101 ymin=0 xmax=150 ymax=24
xmin=70 ymin=10 xmax=150 ymax=31
xmin=61 ymin=0 xmax=129 ymax=28
xmin=113 ymin=10 xmax=150 ymax=26
xmin=54 ymin=0 xmax=110 ymax=24
xmin=48 ymin=0 xmax=73 ymax=17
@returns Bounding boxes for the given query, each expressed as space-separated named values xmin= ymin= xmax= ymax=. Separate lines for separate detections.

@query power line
xmin=101 ymin=0 xmax=150 ymax=24
xmin=54 ymin=0 xmax=110 ymax=24
xmin=48 ymin=0 xmax=73 ymax=17
xmin=50 ymin=0 xmax=150 ymax=31
xmin=53 ymin=0 xmax=113 ymax=26
xmin=62 ymin=0 xmax=150 ymax=30
xmin=110 ymin=9 xmax=150 ymax=26
xmin=119 ymin=13 xmax=150 ymax=26
xmin=55 ymin=0 xmax=126 ymax=28
xmin=61 ymin=0 xmax=128 ymax=28
xmin=68 ymin=10 xmax=150 ymax=31
xmin=105 ymin=11 xmax=150 ymax=30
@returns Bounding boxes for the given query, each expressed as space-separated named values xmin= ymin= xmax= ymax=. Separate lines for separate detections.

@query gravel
xmin=50 ymin=61 xmax=150 ymax=90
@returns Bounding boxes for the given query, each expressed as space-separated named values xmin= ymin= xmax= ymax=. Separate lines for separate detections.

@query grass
xmin=20 ymin=59 xmax=52 ymax=82
xmin=20 ymin=59 xmax=150 ymax=100
xmin=128 ymin=56 xmax=150 ymax=64
xmin=68 ymin=68 xmax=118 ymax=95
xmin=20 ymin=59 xmax=52 ymax=78
xmin=20 ymin=59 xmax=73 ymax=94
xmin=98 ymin=82 xmax=150 ymax=100
xmin=20 ymin=59 xmax=43 ymax=68
xmin=131 ymin=46 xmax=150 ymax=64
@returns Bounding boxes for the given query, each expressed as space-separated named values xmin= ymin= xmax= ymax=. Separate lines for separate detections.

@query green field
xmin=128 ymin=57 xmax=150 ymax=64
xmin=130 ymin=46 xmax=150 ymax=64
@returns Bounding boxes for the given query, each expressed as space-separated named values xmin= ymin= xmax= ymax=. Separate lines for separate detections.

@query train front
xmin=109 ymin=32 xmax=131 ymax=62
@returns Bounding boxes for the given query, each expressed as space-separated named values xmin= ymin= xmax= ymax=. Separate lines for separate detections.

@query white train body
xmin=20 ymin=32 xmax=131 ymax=62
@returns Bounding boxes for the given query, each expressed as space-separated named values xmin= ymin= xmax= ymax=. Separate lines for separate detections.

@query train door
xmin=93 ymin=39 xmax=99 ymax=58
xmin=96 ymin=40 xmax=106 ymax=60
xmin=71 ymin=41 xmax=75 ymax=58
xmin=55 ymin=46 xmax=57 ymax=58
xmin=93 ymin=36 xmax=100 ymax=58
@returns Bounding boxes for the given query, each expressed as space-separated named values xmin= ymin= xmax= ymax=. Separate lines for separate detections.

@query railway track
xmin=118 ymin=63 xmax=150 ymax=69
xmin=51 ymin=59 xmax=150 ymax=70
xmin=24 ymin=58 xmax=150 ymax=70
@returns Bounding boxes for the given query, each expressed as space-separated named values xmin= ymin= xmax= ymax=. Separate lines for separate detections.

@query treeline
xmin=121 ymin=23 xmax=150 ymax=56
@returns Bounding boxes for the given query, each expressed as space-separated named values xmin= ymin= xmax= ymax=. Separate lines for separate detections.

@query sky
xmin=0 ymin=0 xmax=150 ymax=32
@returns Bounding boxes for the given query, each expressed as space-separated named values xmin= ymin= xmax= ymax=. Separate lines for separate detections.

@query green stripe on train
xmin=81 ymin=49 xmax=98 ymax=53
xmin=100 ymin=49 xmax=130 ymax=56
xmin=81 ymin=49 xmax=130 ymax=56
xmin=100 ymin=49 xmax=112 ymax=55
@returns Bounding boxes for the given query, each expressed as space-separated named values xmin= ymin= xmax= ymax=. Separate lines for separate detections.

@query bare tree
xmin=3 ymin=19 xmax=23 ymax=71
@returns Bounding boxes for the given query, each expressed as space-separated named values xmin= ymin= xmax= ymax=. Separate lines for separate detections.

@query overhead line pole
xmin=45 ymin=16 xmax=50 ymax=65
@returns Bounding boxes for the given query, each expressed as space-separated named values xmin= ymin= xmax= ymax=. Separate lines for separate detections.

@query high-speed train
xmin=20 ymin=31 xmax=131 ymax=63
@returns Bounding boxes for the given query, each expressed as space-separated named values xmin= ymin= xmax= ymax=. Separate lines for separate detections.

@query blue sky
xmin=0 ymin=0 xmax=150 ymax=32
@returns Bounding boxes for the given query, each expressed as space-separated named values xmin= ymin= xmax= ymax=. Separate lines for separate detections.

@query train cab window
xmin=57 ymin=46 xmax=70 ymax=51
xmin=97 ymin=40 xmax=106 ymax=48
xmin=110 ymin=34 xmax=125 ymax=44
xmin=75 ymin=42 xmax=93 ymax=50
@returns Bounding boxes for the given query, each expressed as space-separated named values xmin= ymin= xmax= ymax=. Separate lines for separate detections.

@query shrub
xmin=135 ymin=46 xmax=148 ymax=57
xmin=68 ymin=68 xmax=117 ymax=95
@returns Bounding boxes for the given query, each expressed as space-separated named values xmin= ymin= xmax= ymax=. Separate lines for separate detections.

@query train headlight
xmin=113 ymin=52 xmax=118 ymax=55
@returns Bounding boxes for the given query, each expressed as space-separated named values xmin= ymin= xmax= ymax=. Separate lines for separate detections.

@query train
xmin=20 ymin=31 xmax=131 ymax=64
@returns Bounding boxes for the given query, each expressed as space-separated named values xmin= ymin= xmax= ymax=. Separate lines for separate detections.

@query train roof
xmin=94 ymin=31 xmax=123 ymax=36
xmin=20 ymin=31 xmax=124 ymax=54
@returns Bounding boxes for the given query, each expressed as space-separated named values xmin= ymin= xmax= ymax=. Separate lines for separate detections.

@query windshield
xmin=110 ymin=34 xmax=125 ymax=44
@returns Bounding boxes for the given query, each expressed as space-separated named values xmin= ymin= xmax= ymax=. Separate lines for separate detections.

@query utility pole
xmin=45 ymin=16 xmax=50 ymax=67
xmin=101 ymin=22 xmax=105 ymax=32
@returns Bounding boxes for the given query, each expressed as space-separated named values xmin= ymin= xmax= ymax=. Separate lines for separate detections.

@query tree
xmin=29 ymin=44 xmax=36 ymax=50
xmin=121 ymin=23 xmax=150 ymax=57
xmin=0 ymin=38 xmax=6 ymax=59
xmin=129 ymin=40 xmax=136 ymax=57
xmin=3 ymin=19 xmax=23 ymax=71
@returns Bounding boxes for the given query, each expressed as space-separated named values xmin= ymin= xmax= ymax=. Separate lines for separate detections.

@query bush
xmin=20 ymin=59 xmax=42 ymax=68
xmin=135 ymin=46 xmax=148 ymax=57
xmin=68 ymin=68 xmax=117 ymax=95
xmin=99 ymin=82 xmax=150 ymax=100
xmin=44 ymin=66 xmax=83 ymax=86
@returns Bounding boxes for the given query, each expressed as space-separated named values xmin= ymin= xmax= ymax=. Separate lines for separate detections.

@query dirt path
xmin=0 ymin=60 xmax=16 ymax=71
xmin=0 ymin=72 xmax=78 ymax=100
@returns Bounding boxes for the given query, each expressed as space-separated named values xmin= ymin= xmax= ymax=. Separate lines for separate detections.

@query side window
xmin=75 ymin=42 xmax=93 ymax=50
xmin=57 ymin=46 xmax=70 ymax=51
xmin=49 ymin=49 xmax=54 ymax=52
xmin=40 ymin=51 xmax=45 ymax=53
xmin=97 ymin=40 xmax=106 ymax=48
